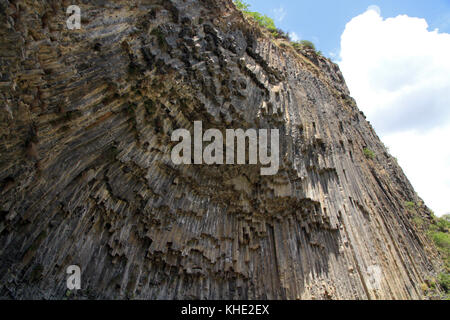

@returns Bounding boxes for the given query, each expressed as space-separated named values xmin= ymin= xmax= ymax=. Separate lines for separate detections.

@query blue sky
xmin=243 ymin=0 xmax=450 ymax=57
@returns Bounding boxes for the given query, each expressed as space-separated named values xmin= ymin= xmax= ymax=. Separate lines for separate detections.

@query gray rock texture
xmin=0 ymin=0 xmax=442 ymax=299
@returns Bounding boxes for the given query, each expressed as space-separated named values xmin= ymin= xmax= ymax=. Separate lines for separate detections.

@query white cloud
xmin=383 ymin=128 xmax=450 ymax=217
xmin=289 ymin=32 xmax=300 ymax=42
xmin=272 ymin=6 xmax=287 ymax=22
xmin=367 ymin=5 xmax=381 ymax=15
xmin=339 ymin=8 xmax=450 ymax=216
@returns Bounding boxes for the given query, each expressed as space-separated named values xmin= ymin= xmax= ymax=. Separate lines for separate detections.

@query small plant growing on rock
xmin=405 ymin=201 xmax=416 ymax=212
xmin=292 ymin=40 xmax=316 ymax=51
xmin=234 ymin=0 xmax=250 ymax=11
xmin=416 ymin=213 xmax=450 ymax=299
xmin=438 ymin=273 xmax=450 ymax=293
xmin=363 ymin=147 xmax=375 ymax=159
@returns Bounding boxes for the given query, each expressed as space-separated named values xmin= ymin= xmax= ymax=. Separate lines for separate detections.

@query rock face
xmin=0 ymin=0 xmax=441 ymax=299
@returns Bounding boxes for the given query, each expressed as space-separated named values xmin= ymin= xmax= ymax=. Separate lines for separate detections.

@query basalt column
xmin=0 ymin=0 xmax=441 ymax=299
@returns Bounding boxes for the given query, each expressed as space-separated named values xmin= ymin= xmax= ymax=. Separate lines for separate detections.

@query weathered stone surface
xmin=0 ymin=0 xmax=442 ymax=299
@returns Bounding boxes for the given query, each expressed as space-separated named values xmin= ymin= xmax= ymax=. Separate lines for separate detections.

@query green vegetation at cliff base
xmin=407 ymin=202 xmax=450 ymax=299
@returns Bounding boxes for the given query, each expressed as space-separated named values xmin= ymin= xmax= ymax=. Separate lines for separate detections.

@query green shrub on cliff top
xmin=233 ymin=1 xmax=321 ymax=56
xmin=234 ymin=0 xmax=250 ymax=11
xmin=292 ymin=40 xmax=316 ymax=51
xmin=233 ymin=0 xmax=277 ymax=33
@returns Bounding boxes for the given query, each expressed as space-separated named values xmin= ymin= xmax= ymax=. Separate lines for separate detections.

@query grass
xmin=429 ymin=214 xmax=450 ymax=299
xmin=234 ymin=0 xmax=277 ymax=33
xmin=233 ymin=1 xmax=321 ymax=55
xmin=408 ymin=202 xmax=450 ymax=298
xmin=292 ymin=40 xmax=316 ymax=51
xmin=438 ymin=273 xmax=450 ymax=293
xmin=405 ymin=201 xmax=416 ymax=212
xmin=363 ymin=147 xmax=375 ymax=159
xmin=428 ymin=214 xmax=450 ymax=272
xmin=412 ymin=215 xmax=425 ymax=227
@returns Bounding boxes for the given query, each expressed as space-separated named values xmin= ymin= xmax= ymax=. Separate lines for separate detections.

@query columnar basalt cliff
xmin=0 ymin=0 xmax=442 ymax=299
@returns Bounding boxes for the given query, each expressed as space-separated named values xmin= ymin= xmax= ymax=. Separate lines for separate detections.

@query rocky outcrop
xmin=0 ymin=0 xmax=441 ymax=299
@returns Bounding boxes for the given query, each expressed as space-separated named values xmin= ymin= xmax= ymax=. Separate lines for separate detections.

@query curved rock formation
xmin=0 ymin=0 xmax=441 ymax=299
